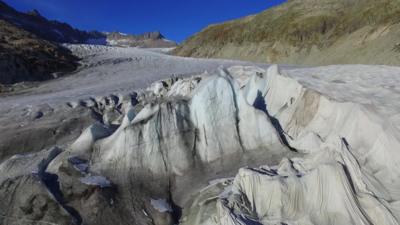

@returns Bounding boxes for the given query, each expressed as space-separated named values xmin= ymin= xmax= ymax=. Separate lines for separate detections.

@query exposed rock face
xmin=1 ymin=65 xmax=399 ymax=225
xmin=0 ymin=0 xmax=103 ymax=44
xmin=0 ymin=0 xmax=176 ymax=48
xmin=103 ymin=31 xmax=177 ymax=48
xmin=173 ymin=0 xmax=400 ymax=65
xmin=0 ymin=0 xmax=175 ymax=85
xmin=0 ymin=20 xmax=78 ymax=85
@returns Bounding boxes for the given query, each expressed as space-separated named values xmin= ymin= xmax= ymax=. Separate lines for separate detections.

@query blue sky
xmin=5 ymin=0 xmax=286 ymax=42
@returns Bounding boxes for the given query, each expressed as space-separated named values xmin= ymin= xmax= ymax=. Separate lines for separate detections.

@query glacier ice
xmin=1 ymin=63 xmax=400 ymax=225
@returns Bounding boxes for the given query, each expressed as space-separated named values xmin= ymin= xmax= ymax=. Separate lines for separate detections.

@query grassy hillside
xmin=173 ymin=0 xmax=400 ymax=65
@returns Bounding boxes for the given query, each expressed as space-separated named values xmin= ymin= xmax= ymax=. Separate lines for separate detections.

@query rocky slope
xmin=0 ymin=0 xmax=176 ymax=85
xmin=100 ymin=31 xmax=177 ymax=48
xmin=0 ymin=20 xmax=78 ymax=85
xmin=0 ymin=0 xmax=175 ymax=48
xmin=1 ymin=44 xmax=400 ymax=224
xmin=0 ymin=0 xmax=103 ymax=44
xmin=173 ymin=0 xmax=400 ymax=66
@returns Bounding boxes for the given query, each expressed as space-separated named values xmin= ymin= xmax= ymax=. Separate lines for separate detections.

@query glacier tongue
xmin=1 ymin=64 xmax=400 ymax=225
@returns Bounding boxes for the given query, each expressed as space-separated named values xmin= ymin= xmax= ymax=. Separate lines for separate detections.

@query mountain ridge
xmin=0 ymin=0 xmax=176 ymax=85
xmin=0 ymin=0 xmax=176 ymax=47
xmin=173 ymin=0 xmax=400 ymax=66
xmin=0 ymin=0 xmax=103 ymax=43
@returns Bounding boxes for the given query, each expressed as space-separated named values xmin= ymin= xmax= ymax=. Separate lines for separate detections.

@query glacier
xmin=1 ymin=45 xmax=400 ymax=225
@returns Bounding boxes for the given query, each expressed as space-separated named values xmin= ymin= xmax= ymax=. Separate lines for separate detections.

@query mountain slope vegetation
xmin=173 ymin=0 xmax=400 ymax=65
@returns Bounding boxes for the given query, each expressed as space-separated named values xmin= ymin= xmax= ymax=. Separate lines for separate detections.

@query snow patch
xmin=80 ymin=175 xmax=111 ymax=188
xmin=68 ymin=156 xmax=89 ymax=174
xmin=150 ymin=198 xmax=172 ymax=213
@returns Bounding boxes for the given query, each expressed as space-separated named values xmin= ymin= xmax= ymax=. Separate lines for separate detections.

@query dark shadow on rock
xmin=171 ymin=199 xmax=182 ymax=224
xmin=236 ymin=214 xmax=263 ymax=225
xmin=36 ymin=147 xmax=83 ymax=225
xmin=253 ymin=91 xmax=297 ymax=152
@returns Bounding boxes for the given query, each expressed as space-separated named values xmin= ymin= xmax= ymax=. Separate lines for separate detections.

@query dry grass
xmin=173 ymin=0 xmax=400 ymax=59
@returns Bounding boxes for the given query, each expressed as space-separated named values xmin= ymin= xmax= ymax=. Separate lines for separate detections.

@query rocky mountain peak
xmin=27 ymin=9 xmax=42 ymax=17
xmin=104 ymin=30 xmax=175 ymax=48
xmin=142 ymin=31 xmax=164 ymax=39
xmin=0 ymin=0 xmax=13 ymax=12
xmin=0 ymin=1 xmax=176 ymax=48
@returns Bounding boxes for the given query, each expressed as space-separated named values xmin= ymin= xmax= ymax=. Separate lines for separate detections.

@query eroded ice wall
xmin=181 ymin=65 xmax=400 ymax=225
xmin=1 ymin=65 xmax=400 ymax=225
